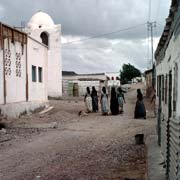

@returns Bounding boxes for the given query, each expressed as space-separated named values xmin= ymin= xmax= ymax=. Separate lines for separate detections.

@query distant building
xmin=0 ymin=11 xmax=62 ymax=118
xmin=62 ymin=71 xmax=107 ymax=97
xmin=144 ymin=69 xmax=153 ymax=97
xmin=105 ymin=72 xmax=120 ymax=87
xmin=155 ymin=0 xmax=180 ymax=179
xmin=132 ymin=76 xmax=145 ymax=84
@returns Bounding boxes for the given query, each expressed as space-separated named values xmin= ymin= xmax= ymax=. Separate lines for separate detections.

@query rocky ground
xmin=0 ymin=83 xmax=156 ymax=180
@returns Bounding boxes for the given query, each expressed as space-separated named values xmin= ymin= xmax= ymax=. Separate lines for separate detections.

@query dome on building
xmin=27 ymin=11 xmax=55 ymax=28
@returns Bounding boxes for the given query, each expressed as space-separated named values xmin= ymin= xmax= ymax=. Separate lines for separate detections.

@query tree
xmin=120 ymin=63 xmax=141 ymax=84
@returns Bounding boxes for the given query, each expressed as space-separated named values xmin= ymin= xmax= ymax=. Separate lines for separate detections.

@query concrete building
xmin=0 ymin=11 xmax=62 ymax=118
xmin=155 ymin=0 xmax=180 ymax=179
xmin=26 ymin=11 xmax=62 ymax=97
xmin=144 ymin=69 xmax=153 ymax=98
xmin=62 ymin=71 xmax=107 ymax=97
xmin=105 ymin=72 xmax=120 ymax=87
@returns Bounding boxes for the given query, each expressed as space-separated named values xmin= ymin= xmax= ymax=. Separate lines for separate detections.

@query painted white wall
xmin=0 ymin=101 xmax=48 ymax=119
xmin=26 ymin=15 xmax=62 ymax=98
xmin=3 ymin=39 xmax=27 ymax=103
xmin=0 ymin=49 xmax=3 ymax=104
xmin=27 ymin=37 xmax=48 ymax=102
xmin=78 ymin=81 xmax=101 ymax=96
xmin=48 ymin=26 xmax=62 ymax=97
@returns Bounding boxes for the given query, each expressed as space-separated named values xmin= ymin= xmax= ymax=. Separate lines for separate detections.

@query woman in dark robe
xmin=134 ymin=89 xmax=146 ymax=119
xmin=110 ymin=87 xmax=119 ymax=115
xmin=91 ymin=86 xmax=99 ymax=112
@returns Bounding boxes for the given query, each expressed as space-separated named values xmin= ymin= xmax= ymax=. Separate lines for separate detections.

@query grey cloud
xmin=0 ymin=0 xmax=171 ymax=73
xmin=0 ymin=0 xmax=170 ymax=39
xmin=62 ymin=36 xmax=149 ymax=73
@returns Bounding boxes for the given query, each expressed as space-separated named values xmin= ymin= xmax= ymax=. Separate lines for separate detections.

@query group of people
xmin=84 ymin=86 xmax=126 ymax=115
xmin=84 ymin=86 xmax=146 ymax=119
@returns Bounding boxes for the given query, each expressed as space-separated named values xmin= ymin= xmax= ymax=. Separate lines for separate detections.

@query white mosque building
xmin=0 ymin=11 xmax=62 ymax=118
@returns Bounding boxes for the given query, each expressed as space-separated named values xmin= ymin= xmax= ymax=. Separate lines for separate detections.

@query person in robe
xmin=91 ymin=86 xmax=99 ymax=112
xmin=84 ymin=87 xmax=93 ymax=113
xmin=117 ymin=87 xmax=126 ymax=114
xmin=110 ymin=87 xmax=119 ymax=115
xmin=134 ymin=89 xmax=146 ymax=119
xmin=100 ymin=87 xmax=109 ymax=115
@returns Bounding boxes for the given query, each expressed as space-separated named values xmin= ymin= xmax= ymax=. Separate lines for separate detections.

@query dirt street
xmin=0 ymin=84 xmax=156 ymax=180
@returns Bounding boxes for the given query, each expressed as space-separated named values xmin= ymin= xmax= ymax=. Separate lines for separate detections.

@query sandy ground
xmin=0 ymin=83 xmax=156 ymax=180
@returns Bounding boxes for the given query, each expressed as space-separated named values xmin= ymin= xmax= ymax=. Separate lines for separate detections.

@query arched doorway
xmin=40 ymin=32 xmax=49 ymax=46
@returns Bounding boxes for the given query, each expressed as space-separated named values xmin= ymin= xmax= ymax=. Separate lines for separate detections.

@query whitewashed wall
xmin=0 ymin=49 xmax=3 ymax=104
xmin=48 ymin=26 xmax=62 ymax=97
xmin=66 ymin=80 xmax=104 ymax=96
xmin=27 ymin=25 xmax=62 ymax=98
xmin=3 ymin=39 xmax=26 ymax=103
xmin=27 ymin=37 xmax=48 ymax=102
xmin=78 ymin=81 xmax=101 ymax=96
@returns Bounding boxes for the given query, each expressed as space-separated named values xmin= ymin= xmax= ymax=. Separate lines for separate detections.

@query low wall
xmin=0 ymin=101 xmax=49 ymax=119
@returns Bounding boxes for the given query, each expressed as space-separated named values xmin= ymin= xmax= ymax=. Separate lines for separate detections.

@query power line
xmin=62 ymin=23 xmax=147 ymax=45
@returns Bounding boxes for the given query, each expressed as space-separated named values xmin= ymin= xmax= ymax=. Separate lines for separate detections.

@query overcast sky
xmin=0 ymin=0 xmax=171 ymax=73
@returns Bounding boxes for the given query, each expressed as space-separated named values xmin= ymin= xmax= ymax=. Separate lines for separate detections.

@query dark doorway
xmin=40 ymin=32 xmax=49 ymax=46
xmin=73 ymin=83 xmax=79 ymax=97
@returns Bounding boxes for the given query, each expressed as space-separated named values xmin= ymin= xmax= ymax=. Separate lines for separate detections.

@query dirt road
xmin=0 ymin=84 xmax=156 ymax=180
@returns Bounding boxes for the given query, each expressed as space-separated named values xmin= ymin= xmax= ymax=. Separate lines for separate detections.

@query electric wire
xmin=62 ymin=23 xmax=147 ymax=45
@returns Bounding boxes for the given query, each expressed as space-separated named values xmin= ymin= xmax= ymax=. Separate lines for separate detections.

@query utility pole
xmin=147 ymin=21 xmax=156 ymax=69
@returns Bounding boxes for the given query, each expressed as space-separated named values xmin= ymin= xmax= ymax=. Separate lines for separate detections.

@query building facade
xmin=155 ymin=0 xmax=180 ymax=179
xmin=105 ymin=72 xmax=120 ymax=87
xmin=0 ymin=11 xmax=62 ymax=118
xmin=62 ymin=72 xmax=107 ymax=97
xmin=144 ymin=69 xmax=153 ymax=98
xmin=26 ymin=11 xmax=62 ymax=97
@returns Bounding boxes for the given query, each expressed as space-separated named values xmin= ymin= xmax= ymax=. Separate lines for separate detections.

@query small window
xmin=40 ymin=32 xmax=48 ymax=46
xmin=32 ymin=65 xmax=36 ymax=82
xmin=38 ymin=67 xmax=43 ymax=82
